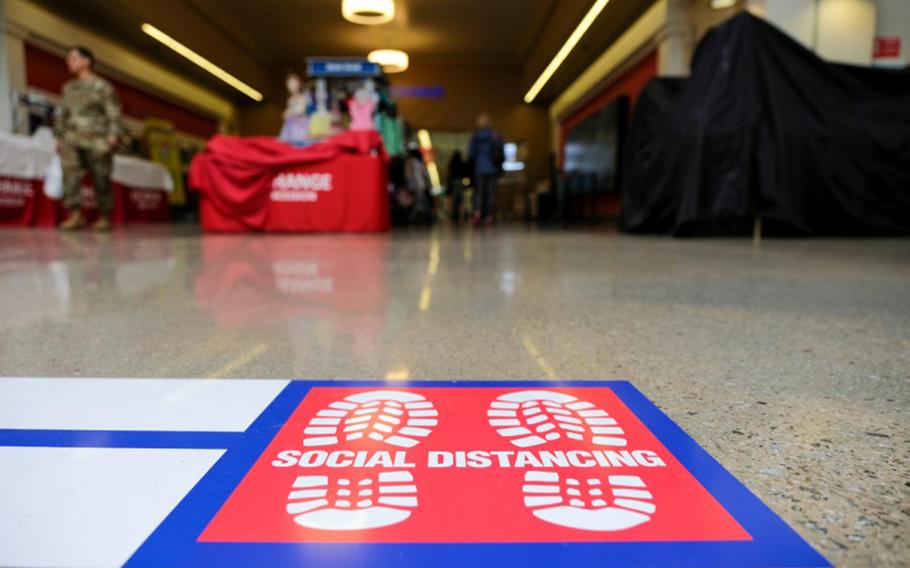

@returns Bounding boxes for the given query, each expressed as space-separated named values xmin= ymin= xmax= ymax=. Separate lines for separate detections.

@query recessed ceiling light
xmin=342 ymin=0 xmax=395 ymax=25
xmin=141 ymin=23 xmax=263 ymax=101
xmin=710 ymin=0 xmax=737 ymax=9
xmin=368 ymin=49 xmax=409 ymax=73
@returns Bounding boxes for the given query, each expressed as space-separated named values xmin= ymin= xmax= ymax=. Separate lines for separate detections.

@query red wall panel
xmin=559 ymin=50 xmax=658 ymax=158
xmin=559 ymin=51 xmax=657 ymax=218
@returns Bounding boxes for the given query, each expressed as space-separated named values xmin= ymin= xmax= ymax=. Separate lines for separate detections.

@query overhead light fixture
xmin=368 ymin=49 xmax=409 ymax=73
xmin=141 ymin=23 xmax=263 ymax=101
xmin=524 ymin=0 xmax=610 ymax=104
xmin=342 ymin=0 xmax=395 ymax=25
xmin=710 ymin=0 xmax=737 ymax=9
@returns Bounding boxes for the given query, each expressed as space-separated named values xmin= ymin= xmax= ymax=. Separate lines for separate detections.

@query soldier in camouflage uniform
xmin=54 ymin=46 xmax=123 ymax=231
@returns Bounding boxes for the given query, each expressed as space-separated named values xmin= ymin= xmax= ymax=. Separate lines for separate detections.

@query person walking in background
xmin=55 ymin=46 xmax=123 ymax=231
xmin=467 ymin=113 xmax=503 ymax=227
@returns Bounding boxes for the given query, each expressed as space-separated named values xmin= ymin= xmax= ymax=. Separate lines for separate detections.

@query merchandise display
xmin=269 ymin=60 xmax=412 ymax=229
xmin=277 ymin=61 xmax=406 ymax=169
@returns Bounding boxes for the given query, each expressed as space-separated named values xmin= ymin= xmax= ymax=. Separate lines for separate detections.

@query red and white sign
xmin=874 ymin=36 xmax=902 ymax=59
xmin=121 ymin=186 xmax=169 ymax=223
xmin=270 ymin=172 xmax=333 ymax=203
xmin=0 ymin=176 xmax=41 ymax=225
xmin=73 ymin=181 xmax=170 ymax=225
xmin=201 ymin=387 xmax=750 ymax=543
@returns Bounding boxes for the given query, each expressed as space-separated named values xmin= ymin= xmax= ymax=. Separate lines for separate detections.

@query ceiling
xmin=30 ymin=0 xmax=655 ymax=104
xmin=192 ymin=0 xmax=559 ymax=65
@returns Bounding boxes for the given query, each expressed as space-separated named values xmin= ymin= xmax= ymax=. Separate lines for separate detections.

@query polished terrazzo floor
xmin=0 ymin=225 xmax=907 ymax=566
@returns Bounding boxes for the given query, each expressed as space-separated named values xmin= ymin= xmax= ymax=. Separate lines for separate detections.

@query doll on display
xmin=376 ymin=97 xmax=405 ymax=158
xmin=279 ymin=72 xmax=311 ymax=143
xmin=348 ymin=79 xmax=379 ymax=131
xmin=308 ymin=79 xmax=333 ymax=138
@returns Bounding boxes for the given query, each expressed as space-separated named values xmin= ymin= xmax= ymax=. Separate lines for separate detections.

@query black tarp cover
xmin=621 ymin=13 xmax=910 ymax=235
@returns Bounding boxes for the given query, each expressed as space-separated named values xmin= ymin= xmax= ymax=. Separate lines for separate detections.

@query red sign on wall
xmin=874 ymin=36 xmax=902 ymax=59
xmin=200 ymin=387 xmax=750 ymax=543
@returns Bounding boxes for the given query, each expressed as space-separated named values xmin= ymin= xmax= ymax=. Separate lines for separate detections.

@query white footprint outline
xmin=303 ymin=390 xmax=438 ymax=448
xmin=522 ymin=471 xmax=655 ymax=531
xmin=287 ymin=470 xmax=418 ymax=530
xmin=488 ymin=390 xmax=626 ymax=447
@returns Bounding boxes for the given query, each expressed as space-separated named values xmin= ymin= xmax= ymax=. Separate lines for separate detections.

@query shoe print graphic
xmin=287 ymin=471 xmax=418 ymax=530
xmin=487 ymin=390 xmax=626 ymax=448
xmin=303 ymin=390 xmax=438 ymax=448
xmin=522 ymin=471 xmax=655 ymax=531
xmin=286 ymin=390 xmax=435 ymax=531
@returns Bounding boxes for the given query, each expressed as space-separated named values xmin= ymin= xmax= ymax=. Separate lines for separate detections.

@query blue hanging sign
xmin=307 ymin=59 xmax=382 ymax=77
xmin=391 ymin=85 xmax=446 ymax=99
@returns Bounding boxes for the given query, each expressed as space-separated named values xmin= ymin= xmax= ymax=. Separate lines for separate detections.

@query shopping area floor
xmin=0 ymin=224 xmax=907 ymax=567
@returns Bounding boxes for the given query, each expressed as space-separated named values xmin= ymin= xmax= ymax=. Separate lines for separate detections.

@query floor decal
xmin=0 ymin=379 xmax=830 ymax=568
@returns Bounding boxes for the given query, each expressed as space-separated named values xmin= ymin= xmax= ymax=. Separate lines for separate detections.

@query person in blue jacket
xmin=467 ymin=113 xmax=504 ymax=226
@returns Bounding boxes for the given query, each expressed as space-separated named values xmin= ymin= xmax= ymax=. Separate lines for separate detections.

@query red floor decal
xmin=200 ymin=387 xmax=750 ymax=543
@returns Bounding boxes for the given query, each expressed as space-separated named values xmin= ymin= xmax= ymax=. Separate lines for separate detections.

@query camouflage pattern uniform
xmin=54 ymin=75 xmax=123 ymax=213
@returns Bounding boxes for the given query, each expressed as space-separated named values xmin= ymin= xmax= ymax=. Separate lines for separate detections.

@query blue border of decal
xmin=0 ymin=429 xmax=242 ymax=448
xmin=1 ymin=380 xmax=830 ymax=568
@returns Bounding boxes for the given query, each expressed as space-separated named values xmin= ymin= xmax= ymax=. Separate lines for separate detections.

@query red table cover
xmin=189 ymin=131 xmax=390 ymax=233
xmin=0 ymin=176 xmax=45 ymax=226
xmin=0 ymin=176 xmax=169 ymax=227
xmin=66 ymin=181 xmax=170 ymax=226
xmin=0 ymin=178 xmax=170 ymax=227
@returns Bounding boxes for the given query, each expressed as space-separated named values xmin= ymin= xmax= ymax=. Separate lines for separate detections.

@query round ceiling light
xmin=342 ymin=0 xmax=395 ymax=25
xmin=709 ymin=0 xmax=737 ymax=9
xmin=368 ymin=49 xmax=409 ymax=73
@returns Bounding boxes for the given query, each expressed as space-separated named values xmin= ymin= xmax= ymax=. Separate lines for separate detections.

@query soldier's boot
xmin=59 ymin=211 xmax=86 ymax=231
xmin=91 ymin=214 xmax=112 ymax=232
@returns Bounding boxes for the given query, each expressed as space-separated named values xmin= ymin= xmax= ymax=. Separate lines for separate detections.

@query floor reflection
xmin=0 ymin=229 xmax=177 ymax=328
xmin=194 ymin=234 xmax=390 ymax=354
xmin=0 ymin=228 xmax=393 ymax=365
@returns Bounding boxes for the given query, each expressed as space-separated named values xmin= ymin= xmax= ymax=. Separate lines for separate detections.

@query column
xmin=0 ymin=0 xmax=13 ymax=132
xmin=656 ymin=0 xmax=693 ymax=76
